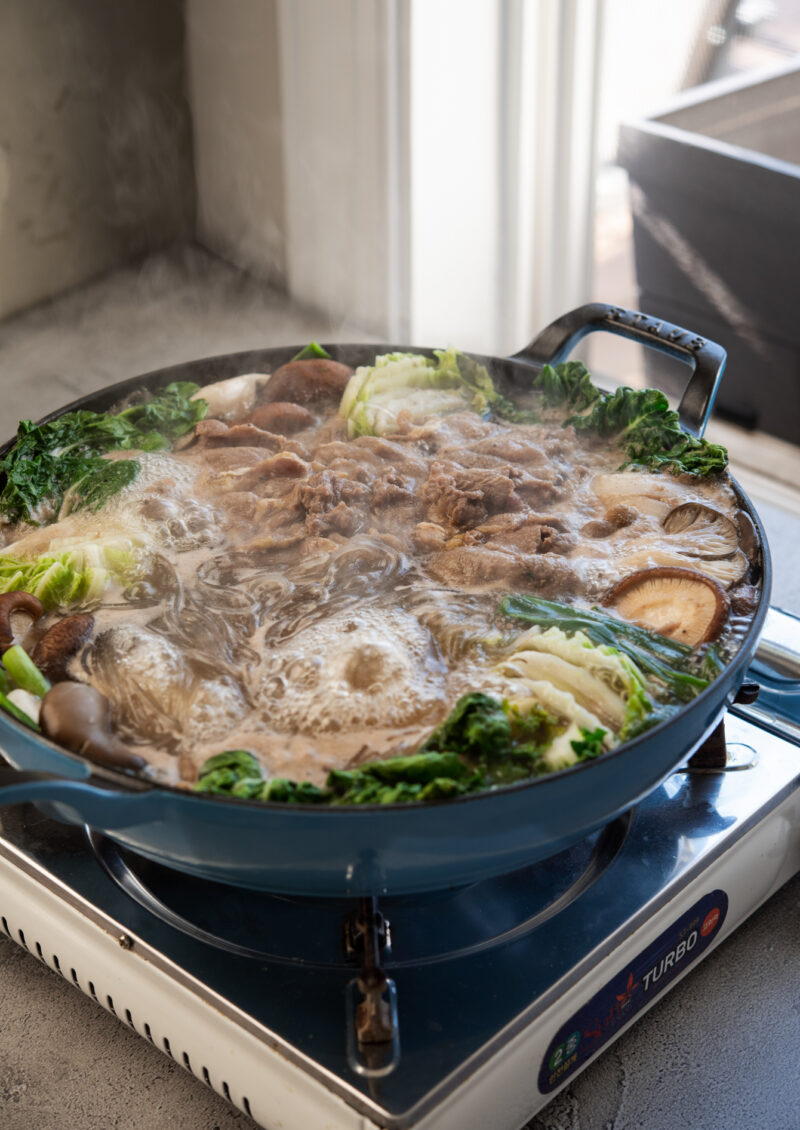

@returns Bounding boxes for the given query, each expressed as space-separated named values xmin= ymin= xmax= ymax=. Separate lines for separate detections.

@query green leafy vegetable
xmin=66 ymin=460 xmax=140 ymax=514
xmin=421 ymin=693 xmax=512 ymax=759
xmin=533 ymin=361 xmax=601 ymax=412
xmin=570 ymin=726 xmax=606 ymax=759
xmin=500 ymin=595 xmax=719 ymax=703
xmin=291 ymin=342 xmax=332 ymax=361
xmin=194 ymin=749 xmax=262 ymax=794
xmin=0 ymin=383 xmax=208 ymax=524
xmin=260 ymin=779 xmax=330 ymax=803
xmin=193 ymin=694 xmax=567 ymax=805
xmin=327 ymin=751 xmax=474 ymax=804
xmin=530 ymin=361 xmax=727 ymax=477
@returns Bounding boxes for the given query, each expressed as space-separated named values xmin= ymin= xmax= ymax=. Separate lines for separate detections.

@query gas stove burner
xmin=87 ymin=812 xmax=631 ymax=968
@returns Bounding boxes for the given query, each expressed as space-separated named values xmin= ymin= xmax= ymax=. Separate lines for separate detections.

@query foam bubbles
xmin=259 ymin=604 xmax=447 ymax=733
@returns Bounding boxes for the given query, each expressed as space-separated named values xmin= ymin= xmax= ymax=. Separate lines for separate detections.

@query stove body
xmin=0 ymin=611 xmax=798 ymax=1130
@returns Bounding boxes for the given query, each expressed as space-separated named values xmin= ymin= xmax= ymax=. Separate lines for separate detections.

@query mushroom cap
xmin=0 ymin=591 xmax=44 ymax=652
xmin=662 ymin=503 xmax=739 ymax=560
xmin=40 ymin=682 xmax=145 ymax=771
xmin=603 ymin=566 xmax=730 ymax=647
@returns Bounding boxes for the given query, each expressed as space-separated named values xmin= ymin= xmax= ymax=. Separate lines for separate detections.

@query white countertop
xmin=0 ymin=248 xmax=798 ymax=1130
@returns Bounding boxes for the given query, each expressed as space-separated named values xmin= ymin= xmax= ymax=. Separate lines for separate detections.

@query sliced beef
xmin=435 ymin=450 xmax=507 ymax=469
xmin=372 ymin=469 xmax=416 ymax=508
xmin=422 ymin=460 xmax=523 ymax=529
xmin=235 ymin=452 xmax=310 ymax=492
xmin=423 ymin=464 xmax=487 ymax=529
xmin=469 ymin=514 xmax=575 ymax=556
xmin=453 ymin=466 xmax=522 ymax=514
xmin=411 ymin=522 xmax=447 ymax=553
xmin=316 ymin=457 xmax=374 ymax=484
xmin=466 ymin=434 xmax=548 ymax=466
xmin=195 ymin=419 xmax=280 ymax=449
xmin=512 ymin=466 xmax=566 ymax=506
xmin=189 ymin=446 xmax=268 ymax=472
xmin=352 ymin=436 xmax=428 ymax=477
xmin=426 ymin=545 xmax=582 ymax=596
xmin=297 ymin=470 xmax=370 ymax=537
xmin=315 ymin=441 xmax=384 ymax=471
xmin=216 ymin=491 xmax=259 ymax=523
xmin=195 ymin=419 xmax=309 ymax=459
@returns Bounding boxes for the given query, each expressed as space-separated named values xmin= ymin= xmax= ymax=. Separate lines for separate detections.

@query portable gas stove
xmin=0 ymin=609 xmax=798 ymax=1130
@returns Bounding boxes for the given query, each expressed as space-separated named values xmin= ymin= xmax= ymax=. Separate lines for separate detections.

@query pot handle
xmin=511 ymin=302 xmax=727 ymax=437
xmin=0 ymin=765 xmax=167 ymax=829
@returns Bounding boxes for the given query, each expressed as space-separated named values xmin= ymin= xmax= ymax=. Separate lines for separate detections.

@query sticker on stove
xmin=538 ymin=889 xmax=728 ymax=1094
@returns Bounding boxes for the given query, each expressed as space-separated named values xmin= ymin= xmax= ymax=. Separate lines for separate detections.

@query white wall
xmin=408 ymin=0 xmax=501 ymax=351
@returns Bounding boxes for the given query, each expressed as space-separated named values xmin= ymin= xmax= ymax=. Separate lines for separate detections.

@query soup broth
xmin=0 ymin=352 xmax=760 ymax=798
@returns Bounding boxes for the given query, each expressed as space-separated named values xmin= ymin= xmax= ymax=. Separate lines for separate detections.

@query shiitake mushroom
xmin=603 ymin=566 xmax=730 ymax=647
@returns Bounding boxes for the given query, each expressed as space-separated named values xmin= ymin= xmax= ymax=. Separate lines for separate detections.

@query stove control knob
xmin=733 ymin=681 xmax=760 ymax=705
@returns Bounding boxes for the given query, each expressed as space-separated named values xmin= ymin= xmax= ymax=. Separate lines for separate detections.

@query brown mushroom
xmin=0 ymin=591 xmax=44 ymax=653
xmin=605 ymin=504 xmax=639 ymax=529
xmin=662 ymin=503 xmax=739 ymax=559
xmin=32 ymin=613 xmax=95 ymax=683
xmin=262 ymin=359 xmax=354 ymax=405
xmin=580 ymin=519 xmax=616 ymax=539
xmin=735 ymin=509 xmax=761 ymax=583
xmin=581 ymin=504 xmax=639 ymax=540
xmin=39 ymin=682 xmax=145 ymax=771
xmin=248 ymin=401 xmax=315 ymax=434
xmin=603 ymin=566 xmax=730 ymax=646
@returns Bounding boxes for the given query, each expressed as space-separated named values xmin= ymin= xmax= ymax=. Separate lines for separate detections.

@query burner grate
xmin=86 ymin=813 xmax=631 ymax=969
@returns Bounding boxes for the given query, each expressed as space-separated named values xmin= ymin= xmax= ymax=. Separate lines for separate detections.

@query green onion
xmin=1 ymin=645 xmax=51 ymax=698
xmin=0 ymin=690 xmax=40 ymax=730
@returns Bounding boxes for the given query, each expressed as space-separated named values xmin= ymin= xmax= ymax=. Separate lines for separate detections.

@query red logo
xmin=701 ymin=908 xmax=720 ymax=937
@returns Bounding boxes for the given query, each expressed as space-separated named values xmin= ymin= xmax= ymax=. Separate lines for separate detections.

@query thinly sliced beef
xmin=466 ymin=434 xmax=549 ymax=465
xmin=426 ymin=545 xmax=582 ymax=597
xmin=423 ymin=465 xmax=486 ymax=529
xmin=297 ymin=470 xmax=370 ymax=536
xmin=466 ymin=513 xmax=575 ymax=556
xmin=372 ymin=469 xmax=417 ymax=508
xmin=412 ymin=522 xmax=448 ymax=552
xmin=195 ymin=419 xmax=309 ymax=458
xmin=422 ymin=461 xmax=522 ymax=528
xmin=216 ymin=491 xmax=259 ymax=523
xmin=352 ymin=436 xmax=428 ymax=477
xmin=190 ymin=446 xmax=268 ymax=471
xmin=492 ymin=522 xmax=575 ymax=556
xmin=512 ymin=467 xmax=566 ymax=506
xmin=315 ymin=441 xmax=384 ymax=471
xmin=315 ymin=457 xmax=374 ymax=484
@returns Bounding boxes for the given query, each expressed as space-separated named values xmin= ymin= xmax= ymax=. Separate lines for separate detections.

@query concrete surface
xmin=0 ymin=247 xmax=798 ymax=1130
